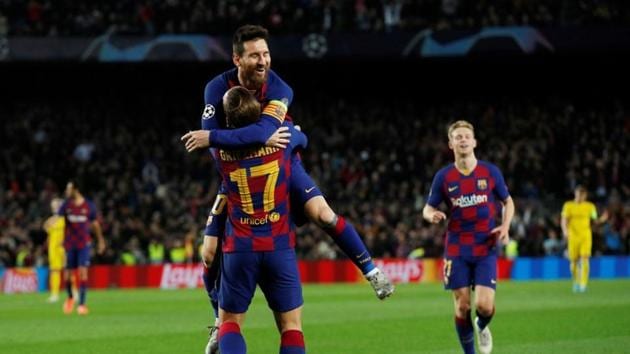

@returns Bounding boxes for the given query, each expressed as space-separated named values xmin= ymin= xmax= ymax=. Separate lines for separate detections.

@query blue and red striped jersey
xmin=427 ymin=160 xmax=510 ymax=257
xmin=213 ymin=127 xmax=305 ymax=252
xmin=58 ymin=199 xmax=97 ymax=249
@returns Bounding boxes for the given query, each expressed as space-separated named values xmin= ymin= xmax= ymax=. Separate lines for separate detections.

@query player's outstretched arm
xmin=181 ymin=125 xmax=290 ymax=152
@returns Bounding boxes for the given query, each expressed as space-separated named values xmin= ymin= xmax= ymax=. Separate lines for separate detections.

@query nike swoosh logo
xmin=355 ymin=251 xmax=366 ymax=259
xmin=305 ymin=187 xmax=316 ymax=193
xmin=491 ymin=279 xmax=496 ymax=284
xmin=448 ymin=186 xmax=458 ymax=192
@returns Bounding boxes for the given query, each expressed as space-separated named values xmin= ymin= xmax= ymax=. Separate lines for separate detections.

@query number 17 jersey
xmin=213 ymin=122 xmax=306 ymax=253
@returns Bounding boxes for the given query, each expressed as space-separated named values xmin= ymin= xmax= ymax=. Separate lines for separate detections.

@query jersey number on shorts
xmin=443 ymin=259 xmax=453 ymax=285
xmin=211 ymin=194 xmax=227 ymax=215
xmin=229 ymin=160 xmax=279 ymax=214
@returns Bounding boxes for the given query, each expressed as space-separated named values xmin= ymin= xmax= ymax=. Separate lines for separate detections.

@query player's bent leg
xmin=474 ymin=286 xmax=494 ymax=354
xmin=474 ymin=286 xmax=495 ymax=320
xmin=290 ymin=161 xmax=379 ymax=274
xmin=452 ymin=288 xmax=475 ymax=354
xmin=276 ymin=307 xmax=305 ymax=354
xmin=218 ymin=313 xmax=246 ymax=354
xmin=303 ymin=196 xmax=394 ymax=299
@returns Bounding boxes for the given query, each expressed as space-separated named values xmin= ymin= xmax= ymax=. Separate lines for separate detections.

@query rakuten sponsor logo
xmin=374 ymin=259 xmax=423 ymax=283
xmin=160 ymin=264 xmax=204 ymax=289
xmin=2 ymin=269 xmax=38 ymax=294
xmin=451 ymin=194 xmax=487 ymax=208
xmin=67 ymin=214 xmax=88 ymax=223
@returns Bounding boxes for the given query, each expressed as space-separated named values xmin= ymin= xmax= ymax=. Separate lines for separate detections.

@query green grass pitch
xmin=1 ymin=280 xmax=629 ymax=353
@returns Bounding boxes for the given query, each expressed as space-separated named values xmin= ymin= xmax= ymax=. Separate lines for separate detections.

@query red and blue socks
xmin=219 ymin=322 xmax=246 ymax=354
xmin=280 ymin=330 xmax=305 ymax=354
xmin=455 ymin=310 xmax=475 ymax=354
xmin=324 ymin=215 xmax=375 ymax=275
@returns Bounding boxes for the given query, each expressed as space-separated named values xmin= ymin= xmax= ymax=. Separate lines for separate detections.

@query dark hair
xmin=232 ymin=25 xmax=269 ymax=56
xmin=224 ymin=86 xmax=261 ymax=128
xmin=67 ymin=178 xmax=86 ymax=194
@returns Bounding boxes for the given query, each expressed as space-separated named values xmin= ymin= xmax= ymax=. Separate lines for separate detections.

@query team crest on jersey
xmin=477 ymin=179 xmax=488 ymax=190
xmin=202 ymin=104 xmax=215 ymax=119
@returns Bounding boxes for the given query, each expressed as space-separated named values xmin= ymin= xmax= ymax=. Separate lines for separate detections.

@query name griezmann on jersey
xmin=219 ymin=146 xmax=280 ymax=162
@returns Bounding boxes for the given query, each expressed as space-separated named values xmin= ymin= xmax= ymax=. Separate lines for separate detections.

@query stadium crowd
xmin=1 ymin=0 xmax=628 ymax=36
xmin=0 ymin=93 xmax=628 ymax=267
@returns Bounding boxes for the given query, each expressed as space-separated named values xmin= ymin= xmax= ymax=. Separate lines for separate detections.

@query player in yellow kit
xmin=561 ymin=185 xmax=607 ymax=293
xmin=43 ymin=198 xmax=66 ymax=303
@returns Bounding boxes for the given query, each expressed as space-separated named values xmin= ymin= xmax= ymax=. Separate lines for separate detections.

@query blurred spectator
xmin=543 ymin=229 xmax=564 ymax=257
xmin=0 ymin=91 xmax=628 ymax=266
xmin=169 ymin=239 xmax=186 ymax=264
xmin=1 ymin=0 xmax=629 ymax=36
xmin=148 ymin=237 xmax=165 ymax=264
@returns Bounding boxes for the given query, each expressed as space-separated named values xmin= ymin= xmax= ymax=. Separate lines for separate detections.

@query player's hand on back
xmin=266 ymin=126 xmax=290 ymax=148
xmin=181 ymin=130 xmax=210 ymax=152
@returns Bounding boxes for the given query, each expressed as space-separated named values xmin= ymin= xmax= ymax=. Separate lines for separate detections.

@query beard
xmin=241 ymin=64 xmax=268 ymax=90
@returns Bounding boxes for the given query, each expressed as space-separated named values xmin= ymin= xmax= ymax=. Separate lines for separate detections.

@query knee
xmin=456 ymin=302 xmax=471 ymax=315
xmin=455 ymin=297 xmax=471 ymax=315
xmin=305 ymin=198 xmax=336 ymax=227
xmin=475 ymin=301 xmax=494 ymax=316
xmin=317 ymin=207 xmax=336 ymax=227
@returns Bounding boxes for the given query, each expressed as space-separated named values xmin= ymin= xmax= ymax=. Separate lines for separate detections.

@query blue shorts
xmin=65 ymin=246 xmax=91 ymax=269
xmin=443 ymin=255 xmax=497 ymax=290
xmin=219 ymin=248 xmax=303 ymax=314
xmin=290 ymin=156 xmax=323 ymax=226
